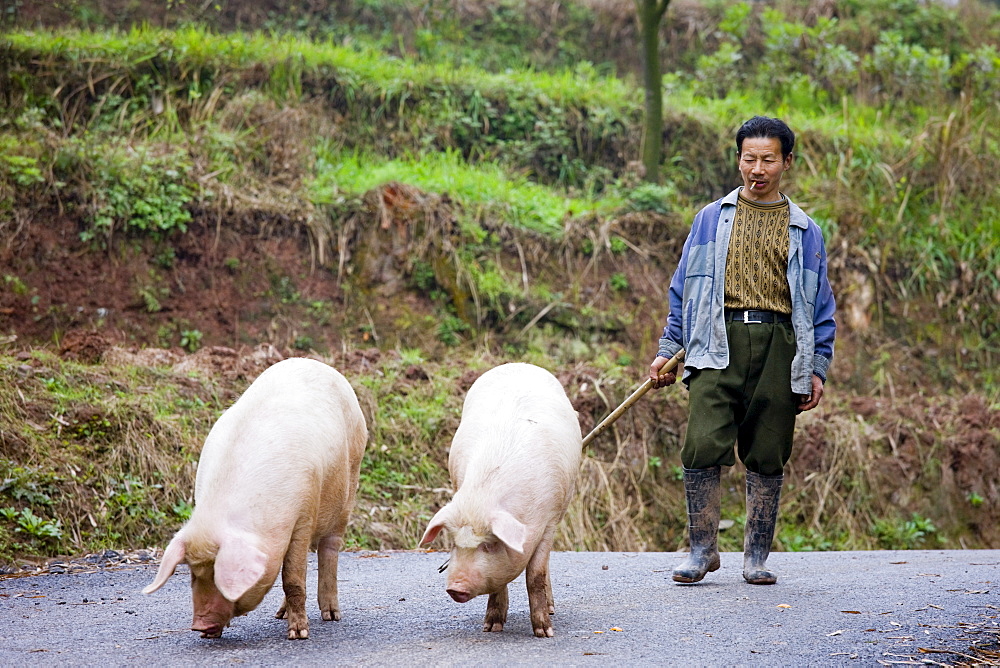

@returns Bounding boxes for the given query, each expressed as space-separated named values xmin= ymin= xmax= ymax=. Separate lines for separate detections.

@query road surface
xmin=2 ymin=550 xmax=998 ymax=666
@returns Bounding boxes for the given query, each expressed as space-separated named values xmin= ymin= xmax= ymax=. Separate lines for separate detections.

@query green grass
xmin=310 ymin=148 xmax=615 ymax=235
xmin=6 ymin=27 xmax=635 ymax=109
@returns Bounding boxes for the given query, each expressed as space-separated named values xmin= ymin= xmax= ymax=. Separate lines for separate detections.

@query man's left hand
xmin=797 ymin=374 xmax=825 ymax=412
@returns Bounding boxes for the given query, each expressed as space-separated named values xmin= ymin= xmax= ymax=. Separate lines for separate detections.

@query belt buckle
xmin=743 ymin=310 xmax=762 ymax=324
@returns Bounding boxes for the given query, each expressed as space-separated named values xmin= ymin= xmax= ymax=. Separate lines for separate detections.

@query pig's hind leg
xmin=483 ymin=585 xmax=508 ymax=632
xmin=526 ymin=533 xmax=556 ymax=637
xmin=316 ymin=532 xmax=344 ymax=621
xmin=275 ymin=529 xmax=312 ymax=639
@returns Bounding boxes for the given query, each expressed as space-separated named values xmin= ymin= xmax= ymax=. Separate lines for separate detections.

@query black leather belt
xmin=725 ymin=309 xmax=792 ymax=324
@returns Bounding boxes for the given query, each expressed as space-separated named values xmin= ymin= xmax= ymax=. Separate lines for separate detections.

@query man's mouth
xmin=752 ymin=181 xmax=765 ymax=189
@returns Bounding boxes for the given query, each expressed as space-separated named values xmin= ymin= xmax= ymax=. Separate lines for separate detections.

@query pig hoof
xmin=275 ymin=605 xmax=287 ymax=620
xmin=482 ymin=621 xmax=504 ymax=632
xmin=533 ymin=626 xmax=554 ymax=638
xmin=287 ymin=627 xmax=309 ymax=640
xmin=322 ymin=609 xmax=342 ymax=622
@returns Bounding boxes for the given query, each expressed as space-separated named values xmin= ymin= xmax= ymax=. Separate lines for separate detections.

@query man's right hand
xmin=649 ymin=355 xmax=678 ymax=389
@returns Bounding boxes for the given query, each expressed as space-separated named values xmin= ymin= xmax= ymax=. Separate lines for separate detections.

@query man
xmin=649 ymin=116 xmax=836 ymax=585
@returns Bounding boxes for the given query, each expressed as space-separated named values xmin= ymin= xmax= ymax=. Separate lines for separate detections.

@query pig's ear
xmin=142 ymin=533 xmax=186 ymax=594
xmin=419 ymin=504 xmax=455 ymax=547
xmin=490 ymin=510 xmax=527 ymax=555
xmin=214 ymin=535 xmax=268 ymax=602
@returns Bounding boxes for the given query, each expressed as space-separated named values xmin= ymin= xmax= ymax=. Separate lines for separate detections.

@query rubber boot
xmin=672 ymin=466 xmax=722 ymax=584
xmin=743 ymin=471 xmax=783 ymax=585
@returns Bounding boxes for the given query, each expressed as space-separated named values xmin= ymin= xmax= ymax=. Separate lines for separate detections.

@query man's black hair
xmin=736 ymin=116 xmax=795 ymax=158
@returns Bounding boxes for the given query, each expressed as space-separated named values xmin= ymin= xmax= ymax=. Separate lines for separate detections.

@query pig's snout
xmin=447 ymin=588 xmax=474 ymax=603
xmin=192 ymin=621 xmax=224 ymax=638
xmin=192 ymin=614 xmax=229 ymax=638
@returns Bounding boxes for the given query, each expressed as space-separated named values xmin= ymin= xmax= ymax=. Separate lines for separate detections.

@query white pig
xmin=419 ymin=362 xmax=581 ymax=637
xmin=142 ymin=357 xmax=368 ymax=640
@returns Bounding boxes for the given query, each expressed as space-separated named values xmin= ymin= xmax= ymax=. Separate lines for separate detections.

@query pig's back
xmin=450 ymin=363 xmax=581 ymax=500
xmin=194 ymin=358 xmax=367 ymax=516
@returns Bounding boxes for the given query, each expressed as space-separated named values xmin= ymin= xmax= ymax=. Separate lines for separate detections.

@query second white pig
xmin=142 ymin=357 xmax=368 ymax=640
xmin=419 ymin=362 xmax=582 ymax=637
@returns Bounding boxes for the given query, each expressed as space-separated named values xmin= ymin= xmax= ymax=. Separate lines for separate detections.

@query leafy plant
xmin=437 ymin=314 xmax=470 ymax=346
xmin=624 ymin=183 xmax=676 ymax=215
xmin=0 ymin=152 xmax=44 ymax=186
xmin=0 ymin=460 xmax=59 ymax=506
xmin=172 ymin=499 xmax=193 ymax=521
xmin=3 ymin=274 xmax=29 ymax=296
xmin=179 ymin=329 xmax=203 ymax=353
xmin=874 ymin=513 xmax=941 ymax=550
xmin=3 ymin=507 xmax=63 ymax=540
xmin=72 ymin=144 xmax=194 ymax=245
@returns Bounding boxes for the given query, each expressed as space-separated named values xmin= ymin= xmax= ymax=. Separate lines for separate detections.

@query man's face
xmin=738 ymin=136 xmax=792 ymax=203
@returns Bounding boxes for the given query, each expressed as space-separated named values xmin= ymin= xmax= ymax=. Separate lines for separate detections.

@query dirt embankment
xmin=1 ymin=188 xmax=997 ymax=557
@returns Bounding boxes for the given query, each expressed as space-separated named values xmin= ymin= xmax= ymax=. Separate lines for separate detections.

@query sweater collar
xmin=722 ymin=187 xmax=808 ymax=229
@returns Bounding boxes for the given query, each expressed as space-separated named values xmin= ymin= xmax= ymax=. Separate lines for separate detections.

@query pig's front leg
xmin=526 ymin=536 xmax=555 ymax=637
xmin=545 ymin=568 xmax=554 ymax=615
xmin=483 ymin=585 xmax=508 ymax=632
xmin=316 ymin=533 xmax=344 ymax=621
xmin=276 ymin=532 xmax=311 ymax=639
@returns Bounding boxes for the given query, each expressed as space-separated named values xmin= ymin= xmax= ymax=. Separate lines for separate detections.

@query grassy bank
xmin=2 ymin=342 xmax=995 ymax=568
xmin=0 ymin=2 xmax=998 ymax=564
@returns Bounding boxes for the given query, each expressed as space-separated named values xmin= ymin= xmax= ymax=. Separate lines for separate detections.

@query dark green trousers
xmin=682 ymin=321 xmax=798 ymax=476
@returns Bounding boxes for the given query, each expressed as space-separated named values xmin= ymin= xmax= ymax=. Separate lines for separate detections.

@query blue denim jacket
xmin=657 ymin=187 xmax=836 ymax=394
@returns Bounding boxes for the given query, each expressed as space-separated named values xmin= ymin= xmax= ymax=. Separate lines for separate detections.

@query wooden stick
xmin=581 ymin=349 xmax=685 ymax=449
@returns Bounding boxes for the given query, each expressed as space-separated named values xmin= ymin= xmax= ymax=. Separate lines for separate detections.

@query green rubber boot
xmin=743 ymin=471 xmax=783 ymax=585
xmin=672 ymin=466 xmax=722 ymax=584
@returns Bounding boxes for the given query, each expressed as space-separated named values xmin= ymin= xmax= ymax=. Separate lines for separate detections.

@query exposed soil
xmin=0 ymin=212 xmax=362 ymax=354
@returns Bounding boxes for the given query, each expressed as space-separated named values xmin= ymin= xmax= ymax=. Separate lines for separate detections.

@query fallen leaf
xmin=610 ymin=627 xmax=623 ymax=632
xmin=593 ymin=631 xmax=604 ymax=634
xmin=890 ymin=561 xmax=908 ymax=565
xmin=841 ymin=610 xmax=861 ymax=614
xmin=777 ymin=604 xmax=792 ymax=609
xmin=827 ymin=630 xmax=845 ymax=636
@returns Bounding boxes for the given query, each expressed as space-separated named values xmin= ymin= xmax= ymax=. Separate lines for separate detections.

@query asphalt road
xmin=2 ymin=550 xmax=998 ymax=666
